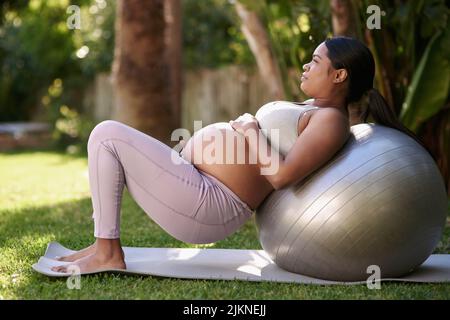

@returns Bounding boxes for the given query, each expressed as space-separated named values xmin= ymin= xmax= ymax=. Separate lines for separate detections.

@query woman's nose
xmin=302 ymin=63 xmax=309 ymax=71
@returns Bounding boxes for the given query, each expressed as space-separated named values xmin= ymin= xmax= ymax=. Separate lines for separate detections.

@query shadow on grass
xmin=0 ymin=195 xmax=260 ymax=250
xmin=0 ymin=192 xmax=264 ymax=299
xmin=1 ymin=196 xmax=449 ymax=299
xmin=0 ymin=193 xmax=261 ymax=272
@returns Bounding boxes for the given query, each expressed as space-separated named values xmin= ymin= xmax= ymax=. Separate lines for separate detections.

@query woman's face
xmin=300 ymin=42 xmax=343 ymax=99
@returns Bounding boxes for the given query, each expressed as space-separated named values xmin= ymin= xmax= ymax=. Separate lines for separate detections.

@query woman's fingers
xmin=233 ymin=113 xmax=254 ymax=121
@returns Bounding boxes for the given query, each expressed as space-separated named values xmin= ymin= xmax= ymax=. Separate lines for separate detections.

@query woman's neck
xmin=311 ymin=98 xmax=348 ymax=117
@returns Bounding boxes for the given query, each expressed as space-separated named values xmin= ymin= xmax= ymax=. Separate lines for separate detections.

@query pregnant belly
xmin=180 ymin=122 xmax=273 ymax=209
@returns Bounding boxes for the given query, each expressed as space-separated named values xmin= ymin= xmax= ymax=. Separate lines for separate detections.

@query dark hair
xmin=324 ymin=36 xmax=435 ymax=160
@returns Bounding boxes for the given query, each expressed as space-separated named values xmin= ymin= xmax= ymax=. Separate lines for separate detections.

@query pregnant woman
xmin=51 ymin=36 xmax=424 ymax=273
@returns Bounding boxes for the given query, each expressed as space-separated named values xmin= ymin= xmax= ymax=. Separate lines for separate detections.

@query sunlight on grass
xmin=191 ymin=243 xmax=216 ymax=248
xmin=0 ymin=151 xmax=90 ymax=211
xmin=0 ymin=234 xmax=56 ymax=299
xmin=0 ymin=149 xmax=449 ymax=299
xmin=0 ymin=150 xmax=92 ymax=299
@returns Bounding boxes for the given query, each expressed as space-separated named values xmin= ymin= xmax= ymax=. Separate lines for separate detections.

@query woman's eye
xmin=313 ymin=59 xmax=318 ymax=63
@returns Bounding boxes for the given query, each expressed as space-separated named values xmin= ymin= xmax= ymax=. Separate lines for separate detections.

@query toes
xmin=51 ymin=266 xmax=68 ymax=273
xmin=55 ymin=255 xmax=71 ymax=262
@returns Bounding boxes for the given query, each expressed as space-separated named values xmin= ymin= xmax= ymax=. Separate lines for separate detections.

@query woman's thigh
xmin=88 ymin=120 xmax=251 ymax=243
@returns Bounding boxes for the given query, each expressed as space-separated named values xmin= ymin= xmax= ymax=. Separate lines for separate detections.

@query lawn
xmin=0 ymin=149 xmax=449 ymax=300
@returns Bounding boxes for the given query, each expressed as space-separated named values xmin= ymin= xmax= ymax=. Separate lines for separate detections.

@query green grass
xmin=0 ymin=148 xmax=449 ymax=300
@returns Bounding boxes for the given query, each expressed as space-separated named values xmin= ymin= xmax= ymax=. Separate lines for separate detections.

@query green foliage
xmin=346 ymin=0 xmax=448 ymax=182
xmin=2 ymin=0 xmax=447 ymax=155
xmin=355 ymin=0 xmax=449 ymax=128
xmin=244 ymin=0 xmax=449 ymax=120
xmin=233 ymin=0 xmax=331 ymax=99
xmin=260 ymin=0 xmax=331 ymax=99
xmin=182 ymin=0 xmax=254 ymax=68
xmin=400 ymin=28 xmax=450 ymax=131
xmin=0 ymin=1 xmax=76 ymax=121
xmin=0 ymin=0 xmax=115 ymax=154
xmin=263 ymin=0 xmax=331 ymax=69
xmin=0 ymin=151 xmax=449 ymax=299
xmin=51 ymin=104 xmax=96 ymax=156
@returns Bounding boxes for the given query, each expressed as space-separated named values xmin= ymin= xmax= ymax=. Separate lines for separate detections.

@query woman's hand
xmin=229 ymin=113 xmax=259 ymax=136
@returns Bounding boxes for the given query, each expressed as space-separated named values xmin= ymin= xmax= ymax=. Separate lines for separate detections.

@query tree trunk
xmin=330 ymin=0 xmax=358 ymax=38
xmin=112 ymin=0 xmax=181 ymax=146
xmin=330 ymin=0 xmax=396 ymax=127
xmin=330 ymin=0 xmax=362 ymax=126
xmin=235 ymin=1 xmax=284 ymax=100
xmin=165 ymin=0 xmax=182 ymax=131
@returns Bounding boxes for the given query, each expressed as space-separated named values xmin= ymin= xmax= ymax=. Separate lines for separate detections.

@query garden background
xmin=0 ymin=0 xmax=449 ymax=299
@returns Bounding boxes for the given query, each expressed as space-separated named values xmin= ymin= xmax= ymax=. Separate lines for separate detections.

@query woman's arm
xmin=244 ymin=125 xmax=285 ymax=188
xmin=230 ymin=113 xmax=285 ymax=188
xmin=231 ymin=109 xmax=349 ymax=190
xmin=271 ymin=109 xmax=349 ymax=189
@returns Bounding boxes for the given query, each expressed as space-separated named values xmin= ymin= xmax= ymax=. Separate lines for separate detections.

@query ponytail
xmin=323 ymin=37 xmax=436 ymax=161
xmin=361 ymin=88 xmax=436 ymax=161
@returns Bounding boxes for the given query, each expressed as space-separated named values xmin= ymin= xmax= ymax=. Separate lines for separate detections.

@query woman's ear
xmin=333 ymin=69 xmax=348 ymax=83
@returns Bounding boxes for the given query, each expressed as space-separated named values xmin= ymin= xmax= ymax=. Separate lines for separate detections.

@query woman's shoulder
xmin=308 ymin=107 xmax=350 ymax=139
xmin=260 ymin=99 xmax=319 ymax=109
xmin=312 ymin=106 xmax=348 ymax=120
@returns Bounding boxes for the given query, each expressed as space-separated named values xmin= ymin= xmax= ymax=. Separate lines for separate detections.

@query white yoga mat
xmin=32 ymin=242 xmax=450 ymax=285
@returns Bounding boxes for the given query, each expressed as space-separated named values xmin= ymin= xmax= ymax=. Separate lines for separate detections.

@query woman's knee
xmin=87 ymin=120 xmax=125 ymax=150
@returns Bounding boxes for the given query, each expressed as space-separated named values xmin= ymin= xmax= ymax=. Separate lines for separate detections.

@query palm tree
xmin=112 ymin=0 xmax=181 ymax=146
xmin=235 ymin=1 xmax=285 ymax=100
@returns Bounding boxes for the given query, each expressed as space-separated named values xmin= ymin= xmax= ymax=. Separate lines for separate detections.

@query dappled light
xmin=0 ymin=0 xmax=448 ymax=303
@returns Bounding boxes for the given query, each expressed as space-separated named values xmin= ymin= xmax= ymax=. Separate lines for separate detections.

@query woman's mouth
xmin=301 ymin=75 xmax=308 ymax=81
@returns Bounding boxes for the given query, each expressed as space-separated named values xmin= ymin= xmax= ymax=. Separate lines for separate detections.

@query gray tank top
xmin=255 ymin=101 xmax=319 ymax=156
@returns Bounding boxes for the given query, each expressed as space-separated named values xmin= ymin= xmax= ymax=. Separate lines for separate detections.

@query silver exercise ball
xmin=256 ymin=123 xmax=448 ymax=281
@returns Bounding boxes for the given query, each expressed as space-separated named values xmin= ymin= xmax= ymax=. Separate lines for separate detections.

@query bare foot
xmin=51 ymin=252 xmax=126 ymax=274
xmin=55 ymin=243 xmax=97 ymax=262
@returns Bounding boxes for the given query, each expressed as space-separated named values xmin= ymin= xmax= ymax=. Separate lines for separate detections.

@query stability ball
xmin=256 ymin=123 xmax=448 ymax=281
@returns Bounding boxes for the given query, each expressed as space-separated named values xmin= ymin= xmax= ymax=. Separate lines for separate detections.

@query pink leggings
xmin=87 ymin=120 xmax=254 ymax=244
